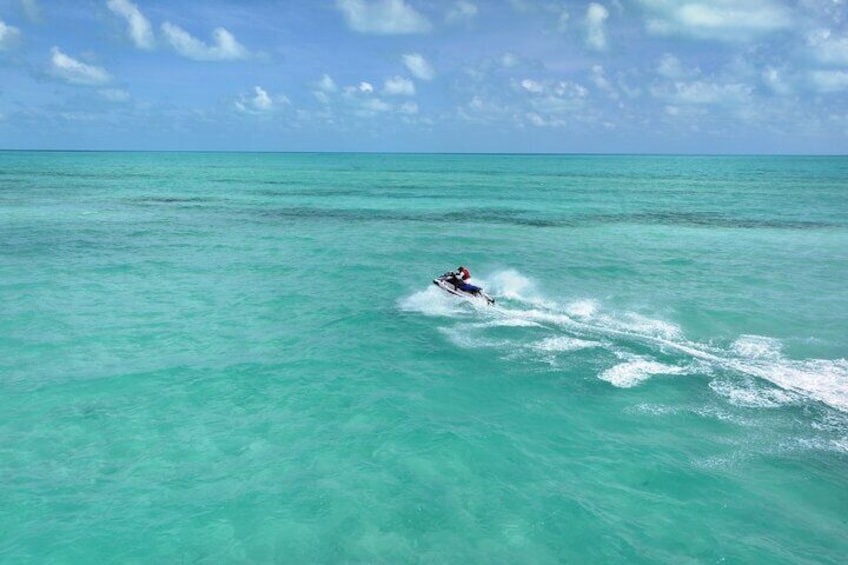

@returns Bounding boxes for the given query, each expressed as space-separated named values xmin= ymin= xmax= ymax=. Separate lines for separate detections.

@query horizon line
xmin=1 ymin=149 xmax=846 ymax=158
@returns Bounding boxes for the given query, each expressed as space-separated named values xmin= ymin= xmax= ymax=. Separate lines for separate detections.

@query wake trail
xmin=401 ymin=270 xmax=848 ymax=414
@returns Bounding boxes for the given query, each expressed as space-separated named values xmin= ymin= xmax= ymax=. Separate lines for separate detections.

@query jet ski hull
xmin=433 ymin=275 xmax=495 ymax=305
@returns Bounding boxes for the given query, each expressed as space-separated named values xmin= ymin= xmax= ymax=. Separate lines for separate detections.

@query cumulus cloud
xmin=500 ymin=52 xmax=520 ymax=68
xmin=161 ymin=22 xmax=250 ymax=61
xmin=637 ymin=0 xmax=791 ymax=41
xmin=807 ymin=29 xmax=848 ymax=65
xmin=446 ymin=1 xmax=477 ymax=24
xmin=316 ymin=74 xmax=338 ymax=92
xmin=359 ymin=98 xmax=392 ymax=114
xmin=341 ymin=85 xmax=392 ymax=116
xmin=252 ymin=86 xmax=273 ymax=110
xmin=810 ymin=70 xmax=848 ymax=92
xmin=235 ymin=86 xmax=286 ymax=113
xmin=0 ymin=20 xmax=21 ymax=49
xmin=50 ymin=47 xmax=111 ymax=85
xmin=653 ymin=80 xmax=753 ymax=105
xmin=656 ymin=54 xmax=699 ymax=80
xmin=591 ymin=64 xmax=618 ymax=98
xmin=402 ymin=53 xmax=435 ymax=80
xmin=107 ymin=0 xmax=155 ymax=50
xmin=519 ymin=79 xmax=588 ymax=99
xmin=585 ymin=3 xmax=609 ymax=51
xmin=517 ymin=78 xmax=589 ymax=126
xmin=762 ymin=66 xmax=792 ymax=95
xmin=383 ymin=75 xmax=415 ymax=96
xmin=458 ymin=95 xmax=511 ymax=125
xmin=336 ymin=0 xmax=431 ymax=34
xmin=0 ymin=19 xmax=23 ymax=50
xmin=313 ymin=77 xmax=419 ymax=118
xmin=312 ymin=75 xmax=338 ymax=104
xmin=519 ymin=78 xmax=545 ymax=94
xmin=399 ymin=101 xmax=418 ymax=114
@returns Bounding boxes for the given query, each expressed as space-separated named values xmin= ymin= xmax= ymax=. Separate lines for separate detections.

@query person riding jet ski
xmin=433 ymin=266 xmax=495 ymax=305
xmin=452 ymin=266 xmax=475 ymax=291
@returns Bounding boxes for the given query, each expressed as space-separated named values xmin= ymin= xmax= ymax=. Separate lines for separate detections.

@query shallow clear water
xmin=1 ymin=152 xmax=847 ymax=563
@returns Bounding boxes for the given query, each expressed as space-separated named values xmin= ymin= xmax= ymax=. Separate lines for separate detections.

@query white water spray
xmin=402 ymin=270 xmax=848 ymax=413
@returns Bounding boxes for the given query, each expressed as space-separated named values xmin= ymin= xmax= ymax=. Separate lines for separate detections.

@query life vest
xmin=458 ymin=267 xmax=470 ymax=281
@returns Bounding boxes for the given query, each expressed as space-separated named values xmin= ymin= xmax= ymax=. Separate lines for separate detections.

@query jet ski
xmin=433 ymin=272 xmax=495 ymax=305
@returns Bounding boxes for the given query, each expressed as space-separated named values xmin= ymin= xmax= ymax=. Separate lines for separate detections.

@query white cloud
xmin=807 ymin=29 xmax=848 ymax=65
xmin=520 ymin=79 xmax=544 ymax=94
xmin=361 ymin=98 xmax=392 ymax=113
xmin=236 ymin=86 xmax=289 ymax=113
xmin=0 ymin=19 xmax=23 ymax=50
xmin=323 ymin=77 xmax=420 ymax=118
xmin=762 ymin=66 xmax=792 ymax=95
xmin=591 ymin=64 xmax=619 ymax=99
xmin=252 ymin=86 xmax=273 ymax=110
xmin=100 ymin=88 xmax=131 ymax=102
xmin=313 ymin=75 xmax=337 ymax=104
xmin=585 ymin=3 xmax=609 ymax=51
xmin=107 ymin=0 xmax=155 ymax=50
xmin=383 ymin=75 xmax=415 ymax=96
xmin=50 ymin=47 xmax=111 ymax=85
xmin=810 ymin=70 xmax=848 ymax=92
xmin=316 ymin=74 xmax=338 ymax=92
xmin=653 ymin=80 xmax=753 ymax=105
xmin=458 ymin=95 xmax=511 ymax=125
xmin=637 ymin=0 xmax=791 ymax=41
xmin=341 ymin=89 xmax=392 ymax=116
xmin=161 ymin=22 xmax=250 ymax=61
xmin=656 ymin=54 xmax=700 ymax=80
xmin=402 ymin=53 xmax=435 ymax=80
xmin=526 ymin=112 xmax=548 ymax=127
xmin=336 ymin=0 xmax=431 ymax=34
xmin=798 ymin=0 xmax=847 ymax=25
xmin=500 ymin=52 xmax=520 ymax=68
xmin=399 ymin=101 xmax=419 ymax=114
xmin=446 ymin=1 xmax=477 ymax=24
xmin=517 ymin=78 xmax=589 ymax=126
xmin=591 ymin=66 xmax=610 ymax=89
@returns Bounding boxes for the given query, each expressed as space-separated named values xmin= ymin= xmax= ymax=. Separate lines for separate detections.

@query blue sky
xmin=0 ymin=0 xmax=846 ymax=153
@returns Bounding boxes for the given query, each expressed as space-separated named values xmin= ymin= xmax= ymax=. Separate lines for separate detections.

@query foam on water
xmin=530 ymin=335 xmax=599 ymax=353
xmin=720 ymin=336 xmax=848 ymax=412
xmin=406 ymin=270 xmax=848 ymax=413
xmin=485 ymin=269 xmax=557 ymax=310
xmin=398 ymin=285 xmax=468 ymax=317
xmin=731 ymin=335 xmax=783 ymax=360
xmin=486 ymin=269 xmax=535 ymax=301
xmin=599 ymin=356 xmax=690 ymax=388
xmin=439 ymin=325 xmax=514 ymax=350
xmin=708 ymin=379 xmax=798 ymax=409
xmin=565 ymin=299 xmax=599 ymax=318
xmin=726 ymin=355 xmax=848 ymax=412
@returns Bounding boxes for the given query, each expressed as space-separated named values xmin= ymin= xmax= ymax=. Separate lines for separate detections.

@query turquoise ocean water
xmin=1 ymin=151 xmax=847 ymax=563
